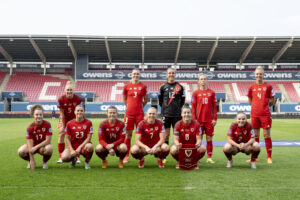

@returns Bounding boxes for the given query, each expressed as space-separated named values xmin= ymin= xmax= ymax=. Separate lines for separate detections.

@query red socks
xmin=251 ymin=149 xmax=260 ymax=162
xmin=255 ymin=137 xmax=260 ymax=143
xmin=125 ymin=138 xmax=131 ymax=157
xmin=171 ymin=152 xmax=179 ymax=162
xmin=96 ymin=151 xmax=108 ymax=160
xmin=223 ymin=150 xmax=232 ymax=161
xmin=43 ymin=154 xmax=52 ymax=163
xmin=206 ymin=141 xmax=213 ymax=158
xmin=58 ymin=143 xmax=65 ymax=157
xmin=84 ymin=150 xmax=93 ymax=163
xmin=197 ymin=151 xmax=205 ymax=161
xmin=264 ymin=137 xmax=272 ymax=158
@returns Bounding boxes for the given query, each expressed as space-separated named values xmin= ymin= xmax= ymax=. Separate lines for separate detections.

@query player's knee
xmin=61 ymin=149 xmax=71 ymax=162
xmin=170 ymin=145 xmax=179 ymax=155
xmin=206 ymin=135 xmax=213 ymax=141
xmin=118 ymin=143 xmax=127 ymax=153
xmin=95 ymin=144 xmax=104 ymax=153
xmin=223 ymin=143 xmax=232 ymax=152
xmin=44 ymin=144 xmax=53 ymax=155
xmin=252 ymin=142 xmax=260 ymax=151
xmin=18 ymin=144 xmax=28 ymax=157
xmin=85 ymin=143 xmax=93 ymax=152
xmin=198 ymin=144 xmax=206 ymax=153
xmin=161 ymin=143 xmax=170 ymax=152
xmin=131 ymin=145 xmax=140 ymax=154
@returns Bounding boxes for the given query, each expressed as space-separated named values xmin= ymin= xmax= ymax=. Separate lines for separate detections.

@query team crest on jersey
xmin=190 ymin=128 xmax=194 ymax=132
xmin=208 ymin=93 xmax=211 ymax=96
xmin=116 ymin=127 xmax=119 ymax=131
xmin=155 ymin=127 xmax=158 ymax=131
xmin=138 ymin=87 xmax=142 ymax=90
xmin=42 ymin=128 xmax=46 ymax=132
xmin=185 ymin=150 xmax=192 ymax=157
xmin=263 ymin=87 xmax=266 ymax=91
xmin=243 ymin=130 xmax=247 ymax=135
xmin=83 ymin=125 xmax=87 ymax=129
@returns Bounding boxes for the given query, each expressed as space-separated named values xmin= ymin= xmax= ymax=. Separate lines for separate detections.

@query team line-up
xmin=18 ymin=66 xmax=275 ymax=170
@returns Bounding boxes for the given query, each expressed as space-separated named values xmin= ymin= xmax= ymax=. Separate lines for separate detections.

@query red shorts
xmin=200 ymin=122 xmax=214 ymax=136
xmin=124 ymin=113 xmax=144 ymax=131
xmin=251 ymin=116 xmax=272 ymax=129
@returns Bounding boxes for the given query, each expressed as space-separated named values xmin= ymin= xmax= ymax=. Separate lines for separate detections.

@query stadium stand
xmin=4 ymin=72 xmax=70 ymax=102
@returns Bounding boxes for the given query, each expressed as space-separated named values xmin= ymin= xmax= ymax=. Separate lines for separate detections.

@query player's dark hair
xmin=107 ymin=105 xmax=118 ymax=114
xmin=30 ymin=104 xmax=43 ymax=117
xmin=75 ymin=104 xmax=85 ymax=111
xmin=236 ymin=111 xmax=247 ymax=118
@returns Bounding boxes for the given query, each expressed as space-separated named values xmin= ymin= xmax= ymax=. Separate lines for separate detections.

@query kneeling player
xmin=18 ymin=104 xmax=53 ymax=170
xmin=223 ymin=111 xmax=260 ymax=169
xmin=131 ymin=107 xmax=170 ymax=168
xmin=95 ymin=106 xmax=127 ymax=168
xmin=61 ymin=105 xmax=94 ymax=169
xmin=171 ymin=105 xmax=206 ymax=169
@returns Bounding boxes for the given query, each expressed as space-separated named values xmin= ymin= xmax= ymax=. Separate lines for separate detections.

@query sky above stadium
xmin=1 ymin=0 xmax=300 ymax=36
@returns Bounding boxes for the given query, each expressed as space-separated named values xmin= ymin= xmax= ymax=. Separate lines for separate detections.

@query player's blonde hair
xmin=30 ymin=104 xmax=43 ymax=117
xmin=255 ymin=66 xmax=264 ymax=74
xmin=198 ymin=73 xmax=207 ymax=80
xmin=65 ymin=81 xmax=74 ymax=89
xmin=236 ymin=111 xmax=247 ymax=119
xmin=181 ymin=103 xmax=192 ymax=113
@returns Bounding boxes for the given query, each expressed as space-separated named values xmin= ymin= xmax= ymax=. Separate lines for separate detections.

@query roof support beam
xmin=207 ymin=37 xmax=218 ymax=68
xmin=142 ymin=36 xmax=145 ymax=66
xmin=104 ymin=36 xmax=112 ymax=64
xmin=174 ymin=36 xmax=182 ymax=66
xmin=0 ymin=45 xmax=13 ymax=63
xmin=272 ymin=37 xmax=294 ymax=66
xmin=67 ymin=36 xmax=77 ymax=60
xmin=29 ymin=36 xmax=46 ymax=64
xmin=239 ymin=37 xmax=256 ymax=67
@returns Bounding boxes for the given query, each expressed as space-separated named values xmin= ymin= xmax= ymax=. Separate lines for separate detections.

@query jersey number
xmin=110 ymin=133 xmax=117 ymax=139
xmin=75 ymin=131 xmax=84 ymax=139
xmin=35 ymin=134 xmax=43 ymax=141
xmin=185 ymin=134 xmax=189 ymax=141
xmin=169 ymin=92 xmax=175 ymax=99
xmin=202 ymin=97 xmax=208 ymax=104
xmin=150 ymin=132 xmax=154 ymax=139
xmin=68 ymin=107 xmax=72 ymax=113
xmin=257 ymin=93 xmax=261 ymax=99
xmin=133 ymin=91 xmax=137 ymax=98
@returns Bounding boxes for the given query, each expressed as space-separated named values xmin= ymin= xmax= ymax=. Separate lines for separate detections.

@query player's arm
xmin=269 ymin=97 xmax=275 ymax=106
xmin=135 ymin=133 xmax=150 ymax=152
xmin=142 ymin=94 xmax=148 ymax=107
xmin=247 ymin=87 xmax=252 ymax=105
xmin=196 ymin=134 xmax=202 ymax=148
xmin=33 ymin=135 xmax=52 ymax=151
xmin=112 ymin=130 xmax=126 ymax=148
xmin=65 ymin=125 xmax=74 ymax=153
xmin=212 ymin=92 xmax=217 ymax=126
xmin=227 ymin=136 xmax=240 ymax=149
xmin=248 ymin=97 xmax=252 ymax=105
xmin=76 ymin=133 xmax=92 ymax=154
xmin=180 ymin=85 xmax=186 ymax=108
xmin=158 ymin=85 xmax=164 ymax=107
xmin=27 ymin=139 xmax=36 ymax=169
xmin=191 ymin=92 xmax=197 ymax=120
xmin=59 ymin=108 xmax=65 ymax=129
xmin=152 ymin=131 xmax=165 ymax=152
xmin=173 ymin=134 xmax=180 ymax=146
xmin=122 ymin=94 xmax=127 ymax=107
xmin=98 ymin=123 xmax=109 ymax=149
xmin=245 ymin=138 xmax=255 ymax=148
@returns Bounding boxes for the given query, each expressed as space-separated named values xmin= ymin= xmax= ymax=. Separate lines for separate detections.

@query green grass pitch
xmin=0 ymin=118 xmax=299 ymax=200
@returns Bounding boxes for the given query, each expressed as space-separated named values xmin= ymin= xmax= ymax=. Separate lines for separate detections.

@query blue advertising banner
xmin=75 ymin=92 xmax=94 ymax=99
xmin=0 ymin=103 xmax=4 ymax=112
xmin=280 ymin=104 xmax=300 ymax=113
xmin=2 ymin=91 xmax=23 ymax=98
xmin=221 ymin=103 xmax=274 ymax=113
xmin=215 ymin=93 xmax=226 ymax=99
xmin=11 ymin=102 xmax=58 ymax=112
xmin=77 ymin=70 xmax=300 ymax=81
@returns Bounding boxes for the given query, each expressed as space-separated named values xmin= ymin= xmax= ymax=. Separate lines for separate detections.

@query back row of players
xmin=18 ymin=66 xmax=275 ymax=169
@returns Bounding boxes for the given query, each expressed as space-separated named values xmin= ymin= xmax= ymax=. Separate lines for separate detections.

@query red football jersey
xmin=65 ymin=118 xmax=93 ymax=149
xmin=227 ymin=122 xmax=255 ymax=143
xmin=191 ymin=89 xmax=217 ymax=122
xmin=247 ymin=83 xmax=275 ymax=117
xmin=123 ymin=82 xmax=147 ymax=115
xmin=26 ymin=120 xmax=52 ymax=146
xmin=174 ymin=120 xmax=201 ymax=144
xmin=57 ymin=94 xmax=82 ymax=125
xmin=136 ymin=119 xmax=165 ymax=148
xmin=98 ymin=119 xmax=126 ymax=148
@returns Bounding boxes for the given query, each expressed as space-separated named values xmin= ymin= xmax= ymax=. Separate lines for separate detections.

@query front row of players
xmin=18 ymin=104 xmax=261 ymax=170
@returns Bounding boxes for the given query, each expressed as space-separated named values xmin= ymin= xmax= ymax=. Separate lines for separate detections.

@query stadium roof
xmin=0 ymin=35 xmax=299 ymax=65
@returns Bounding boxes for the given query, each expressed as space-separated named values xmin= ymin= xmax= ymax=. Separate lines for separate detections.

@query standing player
xmin=247 ymin=66 xmax=275 ymax=164
xmin=61 ymin=105 xmax=93 ymax=169
xmin=18 ymin=104 xmax=53 ymax=170
xmin=57 ymin=81 xmax=82 ymax=163
xmin=191 ymin=74 xmax=217 ymax=163
xmin=171 ymin=105 xmax=206 ymax=169
xmin=223 ymin=111 xmax=260 ymax=169
xmin=122 ymin=69 xmax=148 ymax=163
xmin=131 ymin=107 xmax=170 ymax=168
xmin=95 ymin=106 xmax=127 ymax=168
xmin=158 ymin=68 xmax=185 ymax=146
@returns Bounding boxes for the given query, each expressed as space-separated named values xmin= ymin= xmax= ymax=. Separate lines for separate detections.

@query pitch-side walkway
xmin=203 ymin=141 xmax=300 ymax=147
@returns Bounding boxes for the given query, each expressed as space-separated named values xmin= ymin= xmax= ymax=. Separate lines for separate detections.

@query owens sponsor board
xmin=77 ymin=71 xmax=300 ymax=80
xmin=0 ymin=103 xmax=4 ymax=112
xmin=11 ymin=102 xmax=59 ymax=112
xmin=280 ymin=104 xmax=300 ymax=113
xmin=221 ymin=103 xmax=274 ymax=113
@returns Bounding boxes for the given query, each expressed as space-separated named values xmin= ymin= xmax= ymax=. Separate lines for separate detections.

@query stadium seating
xmin=4 ymin=72 xmax=69 ymax=102
xmin=0 ymin=72 xmax=7 ymax=85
